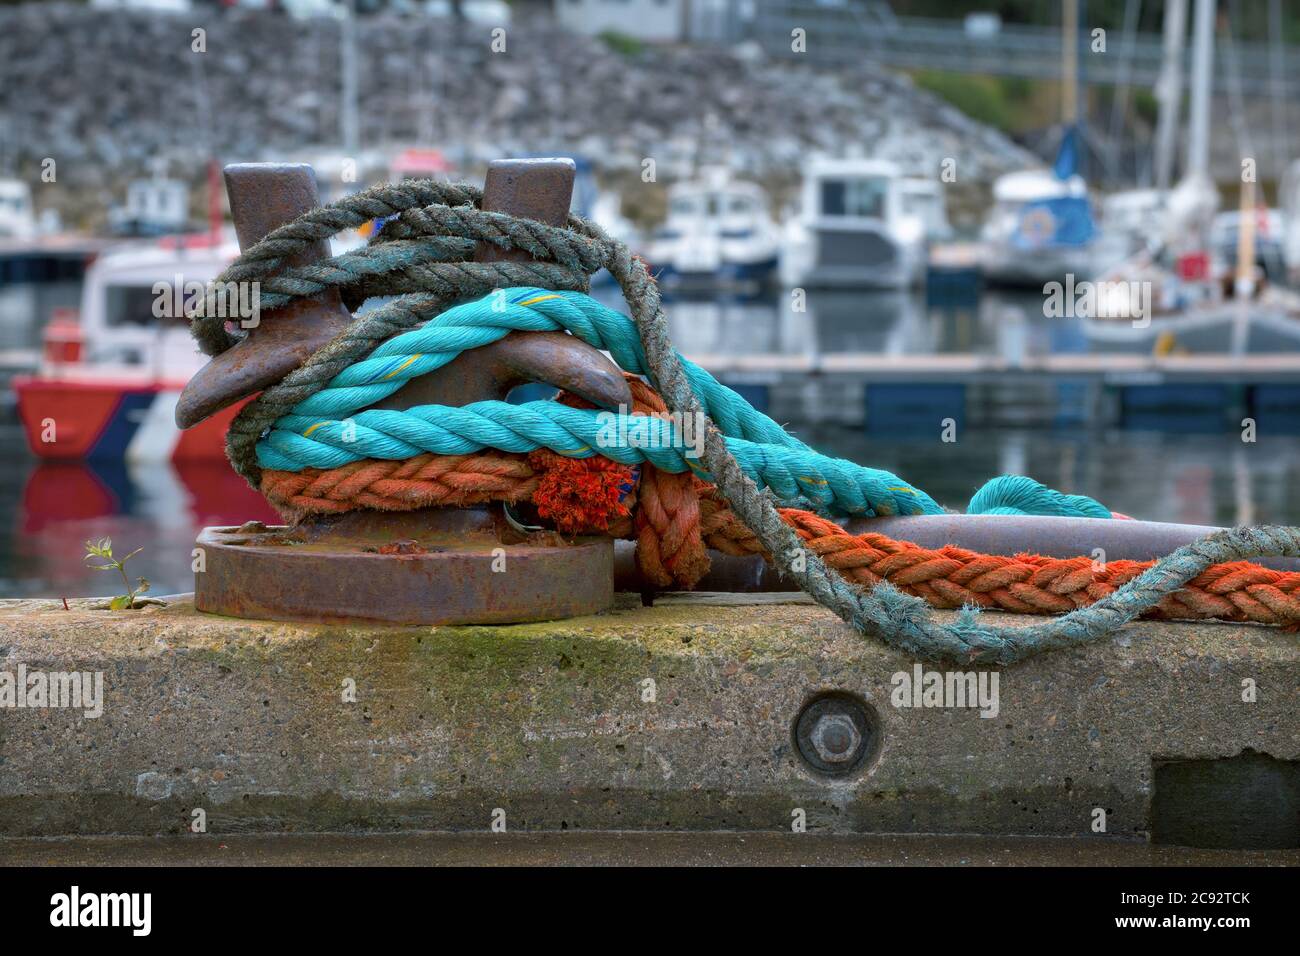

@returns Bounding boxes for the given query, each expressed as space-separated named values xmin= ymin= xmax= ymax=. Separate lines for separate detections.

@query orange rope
xmin=260 ymin=450 xmax=538 ymax=513
xmin=695 ymin=494 xmax=1300 ymax=627
xmin=259 ymin=380 xmax=1300 ymax=628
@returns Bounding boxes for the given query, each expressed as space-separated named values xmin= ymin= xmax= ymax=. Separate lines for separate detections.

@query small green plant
xmin=598 ymin=31 xmax=644 ymax=58
xmin=84 ymin=537 xmax=149 ymax=610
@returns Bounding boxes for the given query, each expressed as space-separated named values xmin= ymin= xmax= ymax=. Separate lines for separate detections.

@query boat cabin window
xmin=0 ymin=192 xmax=31 ymax=215
xmin=104 ymin=284 xmax=189 ymax=328
xmin=126 ymin=182 xmax=187 ymax=223
xmin=820 ymin=177 xmax=888 ymax=219
xmin=667 ymin=190 xmax=759 ymax=224
xmin=725 ymin=194 xmax=753 ymax=215
xmin=670 ymin=192 xmax=747 ymax=218
xmin=669 ymin=194 xmax=703 ymax=217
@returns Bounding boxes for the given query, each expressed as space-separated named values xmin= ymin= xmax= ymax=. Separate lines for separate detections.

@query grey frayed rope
xmin=193 ymin=180 xmax=1300 ymax=664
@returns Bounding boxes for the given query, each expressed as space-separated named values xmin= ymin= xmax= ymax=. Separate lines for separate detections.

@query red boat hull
xmin=15 ymin=376 xmax=245 ymax=461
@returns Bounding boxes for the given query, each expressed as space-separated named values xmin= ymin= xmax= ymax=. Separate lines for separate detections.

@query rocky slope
xmin=0 ymin=3 xmax=1036 ymax=227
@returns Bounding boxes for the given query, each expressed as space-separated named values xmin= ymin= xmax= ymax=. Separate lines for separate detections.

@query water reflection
xmin=4 ymin=421 xmax=1298 ymax=598
xmin=1 ymin=443 xmax=277 ymax=599
xmin=597 ymin=286 xmax=1300 ymax=362
xmin=810 ymin=427 xmax=1300 ymax=531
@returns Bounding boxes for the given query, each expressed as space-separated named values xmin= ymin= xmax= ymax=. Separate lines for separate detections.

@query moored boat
xmin=643 ymin=170 xmax=780 ymax=294
xmin=13 ymin=237 xmax=246 ymax=461
xmin=107 ymin=172 xmax=191 ymax=239
xmin=782 ymin=158 xmax=926 ymax=290
xmin=979 ymin=166 xmax=1097 ymax=287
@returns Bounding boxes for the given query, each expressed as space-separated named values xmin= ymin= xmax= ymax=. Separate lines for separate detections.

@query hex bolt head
xmin=793 ymin=693 xmax=878 ymax=776
xmin=810 ymin=713 xmax=861 ymax=764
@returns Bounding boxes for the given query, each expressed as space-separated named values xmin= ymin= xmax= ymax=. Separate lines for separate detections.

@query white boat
xmin=979 ymin=168 xmax=1097 ymax=286
xmin=0 ymin=179 xmax=37 ymax=242
xmin=900 ymin=176 xmax=954 ymax=244
xmin=643 ymin=171 xmax=780 ymax=294
xmin=108 ymin=175 xmax=191 ymax=238
xmin=782 ymin=159 xmax=926 ymax=290
xmin=1100 ymin=188 xmax=1167 ymax=255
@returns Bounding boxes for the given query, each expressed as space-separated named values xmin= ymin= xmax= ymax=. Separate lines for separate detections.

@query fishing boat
xmin=107 ymin=172 xmax=191 ymax=238
xmin=643 ymin=170 xmax=780 ymax=294
xmin=13 ymin=237 xmax=245 ymax=461
xmin=782 ymin=158 xmax=926 ymax=289
xmin=979 ymin=162 xmax=1097 ymax=287
xmin=980 ymin=0 xmax=1099 ymax=290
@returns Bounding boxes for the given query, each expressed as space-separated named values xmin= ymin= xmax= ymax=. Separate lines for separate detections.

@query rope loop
xmin=190 ymin=178 xmax=1300 ymax=663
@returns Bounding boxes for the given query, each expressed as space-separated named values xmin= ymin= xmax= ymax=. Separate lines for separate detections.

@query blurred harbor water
xmin=4 ymin=279 xmax=1299 ymax=598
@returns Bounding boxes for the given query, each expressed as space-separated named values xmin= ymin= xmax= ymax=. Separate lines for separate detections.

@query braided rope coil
xmin=262 ymin=443 xmax=1300 ymax=632
xmin=195 ymin=179 xmax=1300 ymax=664
xmin=259 ymin=378 xmax=1300 ymax=644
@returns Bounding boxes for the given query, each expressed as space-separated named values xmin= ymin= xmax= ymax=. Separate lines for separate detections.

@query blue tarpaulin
xmin=1013 ymin=126 xmax=1095 ymax=249
xmin=1053 ymin=125 xmax=1081 ymax=180
xmin=1013 ymin=196 xmax=1096 ymax=249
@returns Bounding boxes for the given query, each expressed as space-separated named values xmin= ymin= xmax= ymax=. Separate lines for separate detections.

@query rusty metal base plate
xmin=193 ymin=523 xmax=613 ymax=626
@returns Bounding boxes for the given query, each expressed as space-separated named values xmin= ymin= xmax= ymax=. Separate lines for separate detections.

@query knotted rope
xmin=261 ymin=376 xmax=1300 ymax=631
xmin=195 ymin=180 xmax=1300 ymax=664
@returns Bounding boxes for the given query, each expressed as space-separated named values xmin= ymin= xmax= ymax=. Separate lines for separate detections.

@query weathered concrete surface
xmin=0 ymin=593 xmax=1296 ymax=840
xmin=3 ymin=833 xmax=1296 ymax=867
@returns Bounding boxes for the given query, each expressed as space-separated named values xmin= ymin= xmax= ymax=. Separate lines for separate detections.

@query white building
xmin=554 ymin=0 xmax=687 ymax=42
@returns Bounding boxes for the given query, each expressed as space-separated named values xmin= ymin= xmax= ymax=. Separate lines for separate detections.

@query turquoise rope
xmin=281 ymin=288 xmax=809 ymax=449
xmin=256 ymin=288 xmax=1111 ymax=521
xmin=965 ymin=473 xmax=1112 ymax=519
xmin=260 ymin=403 xmax=942 ymax=517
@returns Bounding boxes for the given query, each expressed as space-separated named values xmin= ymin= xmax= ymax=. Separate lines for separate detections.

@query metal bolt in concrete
xmin=810 ymin=714 xmax=862 ymax=764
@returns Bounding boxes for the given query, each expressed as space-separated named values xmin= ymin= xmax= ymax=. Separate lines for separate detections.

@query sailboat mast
xmin=1062 ymin=0 xmax=1079 ymax=127
xmin=1268 ymin=0 xmax=1288 ymax=181
xmin=1153 ymin=0 xmax=1187 ymax=191
xmin=1186 ymin=0 xmax=1215 ymax=182
xmin=340 ymin=0 xmax=360 ymax=156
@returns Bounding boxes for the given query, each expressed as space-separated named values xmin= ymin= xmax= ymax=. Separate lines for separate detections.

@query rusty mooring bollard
xmin=175 ymin=164 xmax=355 ymax=431
xmin=182 ymin=158 xmax=629 ymax=626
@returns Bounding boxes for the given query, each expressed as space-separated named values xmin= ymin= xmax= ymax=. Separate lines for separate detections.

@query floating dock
xmin=697 ymin=352 xmax=1300 ymax=430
